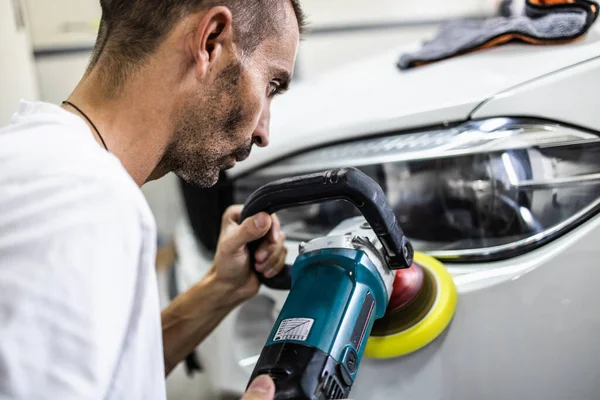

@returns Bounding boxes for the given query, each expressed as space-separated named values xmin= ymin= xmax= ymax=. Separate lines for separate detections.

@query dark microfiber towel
xmin=398 ymin=0 xmax=599 ymax=70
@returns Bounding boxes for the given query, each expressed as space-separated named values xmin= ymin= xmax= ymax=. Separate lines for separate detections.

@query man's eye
xmin=268 ymin=82 xmax=280 ymax=97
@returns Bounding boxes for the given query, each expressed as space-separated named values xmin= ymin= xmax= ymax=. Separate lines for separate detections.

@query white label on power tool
xmin=273 ymin=318 xmax=314 ymax=342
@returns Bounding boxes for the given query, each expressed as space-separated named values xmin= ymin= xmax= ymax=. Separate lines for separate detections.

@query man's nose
xmin=252 ymin=105 xmax=270 ymax=147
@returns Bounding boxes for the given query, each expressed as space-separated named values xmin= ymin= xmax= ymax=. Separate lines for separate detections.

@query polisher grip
xmin=240 ymin=167 xmax=414 ymax=290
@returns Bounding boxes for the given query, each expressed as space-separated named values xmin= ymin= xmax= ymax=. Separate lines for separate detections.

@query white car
xmin=171 ymin=21 xmax=600 ymax=400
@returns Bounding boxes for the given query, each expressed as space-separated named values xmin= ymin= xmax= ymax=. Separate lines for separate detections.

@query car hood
xmin=231 ymin=28 xmax=600 ymax=178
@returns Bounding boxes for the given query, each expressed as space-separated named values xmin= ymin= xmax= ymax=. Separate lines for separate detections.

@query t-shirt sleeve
xmin=0 ymin=175 xmax=144 ymax=399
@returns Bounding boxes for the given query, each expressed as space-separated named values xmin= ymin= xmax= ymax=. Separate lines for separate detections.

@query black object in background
xmin=179 ymin=171 xmax=233 ymax=254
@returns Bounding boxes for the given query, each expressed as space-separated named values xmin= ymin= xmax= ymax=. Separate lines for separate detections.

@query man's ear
xmin=193 ymin=6 xmax=234 ymax=78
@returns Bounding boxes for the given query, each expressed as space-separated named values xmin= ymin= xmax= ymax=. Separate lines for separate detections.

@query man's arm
xmin=161 ymin=206 xmax=287 ymax=375
xmin=161 ymin=269 xmax=242 ymax=374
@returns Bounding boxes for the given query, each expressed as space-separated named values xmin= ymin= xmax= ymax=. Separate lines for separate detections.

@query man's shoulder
xmin=0 ymin=102 xmax=154 ymax=228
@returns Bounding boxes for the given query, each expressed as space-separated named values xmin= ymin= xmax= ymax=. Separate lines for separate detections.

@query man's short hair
xmin=89 ymin=0 xmax=306 ymax=92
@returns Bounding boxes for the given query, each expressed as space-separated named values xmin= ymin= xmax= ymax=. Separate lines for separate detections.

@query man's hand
xmin=211 ymin=205 xmax=287 ymax=303
xmin=241 ymin=375 xmax=275 ymax=399
xmin=161 ymin=205 xmax=286 ymax=375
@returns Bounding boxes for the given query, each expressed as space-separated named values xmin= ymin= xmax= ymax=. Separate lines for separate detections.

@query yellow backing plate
xmin=364 ymin=252 xmax=457 ymax=359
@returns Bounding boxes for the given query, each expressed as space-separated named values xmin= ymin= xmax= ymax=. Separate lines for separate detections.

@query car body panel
xmin=232 ymin=27 xmax=600 ymax=178
xmin=471 ymin=56 xmax=600 ymax=132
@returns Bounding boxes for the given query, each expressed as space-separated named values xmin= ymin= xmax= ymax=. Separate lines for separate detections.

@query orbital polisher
xmin=240 ymin=167 xmax=457 ymax=400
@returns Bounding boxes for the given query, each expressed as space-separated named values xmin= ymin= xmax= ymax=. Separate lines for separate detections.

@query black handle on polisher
xmin=239 ymin=167 xmax=414 ymax=290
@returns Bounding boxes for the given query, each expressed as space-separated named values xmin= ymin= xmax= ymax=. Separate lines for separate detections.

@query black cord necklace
xmin=62 ymin=100 xmax=109 ymax=152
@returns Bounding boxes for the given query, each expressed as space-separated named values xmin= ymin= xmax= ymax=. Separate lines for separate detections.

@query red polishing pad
xmin=388 ymin=263 xmax=425 ymax=312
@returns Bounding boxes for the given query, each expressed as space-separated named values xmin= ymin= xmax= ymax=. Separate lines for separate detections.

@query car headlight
xmin=233 ymin=118 xmax=600 ymax=262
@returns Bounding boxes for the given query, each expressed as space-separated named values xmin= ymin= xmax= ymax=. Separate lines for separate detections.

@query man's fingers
xmin=261 ymin=247 xmax=288 ymax=279
xmin=224 ymin=212 xmax=272 ymax=252
xmin=255 ymin=241 xmax=287 ymax=274
xmin=254 ymin=242 xmax=278 ymax=268
xmin=241 ymin=375 xmax=275 ymax=400
xmin=222 ymin=205 xmax=243 ymax=222
xmin=267 ymin=213 xmax=282 ymax=244
xmin=221 ymin=205 xmax=243 ymax=231
xmin=254 ymin=228 xmax=285 ymax=262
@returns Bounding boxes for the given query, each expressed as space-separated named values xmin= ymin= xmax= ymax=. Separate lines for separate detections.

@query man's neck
xmin=63 ymin=69 xmax=175 ymax=187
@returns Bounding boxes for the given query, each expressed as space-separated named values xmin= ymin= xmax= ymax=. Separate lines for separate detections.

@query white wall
xmin=0 ymin=0 xmax=39 ymax=125
xmin=24 ymin=0 xmax=100 ymax=51
xmin=22 ymin=0 xmax=98 ymax=106
xmin=35 ymin=53 xmax=91 ymax=105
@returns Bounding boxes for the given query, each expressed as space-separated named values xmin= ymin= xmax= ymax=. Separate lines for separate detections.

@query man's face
xmin=163 ymin=9 xmax=299 ymax=188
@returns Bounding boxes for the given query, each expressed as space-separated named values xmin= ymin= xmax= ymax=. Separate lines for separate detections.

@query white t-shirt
xmin=0 ymin=101 xmax=166 ymax=399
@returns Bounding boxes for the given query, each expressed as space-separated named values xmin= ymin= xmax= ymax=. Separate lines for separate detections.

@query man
xmin=0 ymin=0 xmax=305 ymax=399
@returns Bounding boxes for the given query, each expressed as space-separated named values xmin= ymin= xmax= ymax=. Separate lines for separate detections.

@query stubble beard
xmin=161 ymin=62 xmax=253 ymax=188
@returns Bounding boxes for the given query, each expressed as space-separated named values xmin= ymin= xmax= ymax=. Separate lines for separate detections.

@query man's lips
xmin=225 ymin=158 xmax=236 ymax=169
xmin=224 ymin=146 xmax=252 ymax=169
xmin=235 ymin=149 xmax=252 ymax=162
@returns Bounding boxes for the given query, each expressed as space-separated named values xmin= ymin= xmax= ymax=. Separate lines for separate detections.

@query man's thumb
xmin=228 ymin=212 xmax=272 ymax=250
xmin=241 ymin=375 xmax=275 ymax=399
